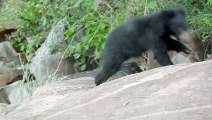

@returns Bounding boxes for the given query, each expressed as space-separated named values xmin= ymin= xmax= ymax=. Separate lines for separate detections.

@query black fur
xmin=95 ymin=8 xmax=189 ymax=86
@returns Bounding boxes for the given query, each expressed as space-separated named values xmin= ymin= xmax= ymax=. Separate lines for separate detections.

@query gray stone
xmin=3 ymin=81 xmax=22 ymax=104
xmin=0 ymin=68 xmax=22 ymax=87
xmin=171 ymin=52 xmax=191 ymax=64
xmin=147 ymin=51 xmax=197 ymax=69
xmin=0 ymin=41 xmax=21 ymax=68
xmin=0 ymin=89 xmax=9 ymax=104
xmin=0 ymin=81 xmax=23 ymax=104
xmin=29 ymin=20 xmax=76 ymax=81
xmin=0 ymin=103 xmax=19 ymax=115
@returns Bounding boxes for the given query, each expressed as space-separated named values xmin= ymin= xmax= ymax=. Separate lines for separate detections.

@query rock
xmin=0 ymin=24 xmax=17 ymax=42
xmin=2 ymin=60 xmax=212 ymax=120
xmin=206 ymin=54 xmax=212 ymax=60
xmin=3 ymin=81 xmax=22 ymax=104
xmin=0 ymin=41 xmax=22 ymax=68
xmin=30 ymin=54 xmax=75 ymax=81
xmin=0 ymin=68 xmax=23 ymax=87
xmin=0 ymin=81 xmax=20 ymax=104
xmin=0 ymin=89 xmax=9 ymax=104
xmin=109 ymin=62 xmax=142 ymax=81
xmin=2 ymin=77 xmax=95 ymax=115
xmin=0 ymin=81 xmax=21 ymax=104
xmin=63 ymin=62 xmax=142 ymax=83
xmin=147 ymin=51 xmax=198 ymax=69
xmin=63 ymin=69 xmax=96 ymax=80
xmin=34 ymin=77 xmax=95 ymax=97
xmin=1 ymin=80 xmax=40 ymax=105
xmin=66 ymin=62 xmax=142 ymax=82
xmin=29 ymin=20 xmax=76 ymax=81
xmin=0 ymin=103 xmax=18 ymax=115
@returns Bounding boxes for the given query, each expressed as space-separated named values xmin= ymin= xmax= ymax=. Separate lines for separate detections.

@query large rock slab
xmin=29 ymin=20 xmax=76 ymax=81
xmin=2 ymin=60 xmax=212 ymax=120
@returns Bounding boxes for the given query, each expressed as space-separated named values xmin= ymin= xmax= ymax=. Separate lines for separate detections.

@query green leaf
xmin=148 ymin=2 xmax=156 ymax=9
xmin=80 ymin=57 xmax=86 ymax=63
xmin=73 ymin=53 xmax=81 ymax=59
xmin=80 ymin=64 xmax=86 ymax=71
xmin=42 ymin=17 xmax=47 ymax=26
xmin=207 ymin=0 xmax=212 ymax=5
xmin=74 ymin=61 xmax=83 ymax=67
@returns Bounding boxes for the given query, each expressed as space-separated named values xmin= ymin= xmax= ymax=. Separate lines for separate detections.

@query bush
xmin=0 ymin=0 xmax=74 ymax=55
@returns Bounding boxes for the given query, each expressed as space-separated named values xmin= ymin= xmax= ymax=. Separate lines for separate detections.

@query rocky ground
xmin=0 ymin=60 xmax=212 ymax=120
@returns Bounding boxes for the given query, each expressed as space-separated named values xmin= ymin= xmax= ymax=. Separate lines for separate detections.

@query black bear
xmin=95 ymin=8 xmax=192 ymax=86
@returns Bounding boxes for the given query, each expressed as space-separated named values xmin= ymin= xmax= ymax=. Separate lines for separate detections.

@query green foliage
xmin=0 ymin=0 xmax=212 ymax=71
xmin=0 ymin=0 xmax=22 ymax=27
xmin=65 ymin=1 xmax=110 ymax=71
xmin=207 ymin=0 xmax=212 ymax=5
xmin=1 ymin=0 xmax=75 ymax=55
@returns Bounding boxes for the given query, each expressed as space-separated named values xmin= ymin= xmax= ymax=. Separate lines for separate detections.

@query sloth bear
xmin=95 ymin=8 xmax=192 ymax=86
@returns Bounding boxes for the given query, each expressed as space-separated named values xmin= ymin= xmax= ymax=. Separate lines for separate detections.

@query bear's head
xmin=161 ymin=8 xmax=192 ymax=44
